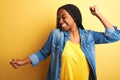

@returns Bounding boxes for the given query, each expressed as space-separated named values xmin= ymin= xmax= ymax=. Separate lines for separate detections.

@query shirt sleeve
xmin=29 ymin=53 xmax=40 ymax=66
xmin=92 ymin=26 xmax=120 ymax=44
xmin=29 ymin=30 xmax=55 ymax=66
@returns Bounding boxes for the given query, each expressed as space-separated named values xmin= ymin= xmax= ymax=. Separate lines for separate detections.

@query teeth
xmin=62 ymin=23 xmax=66 ymax=27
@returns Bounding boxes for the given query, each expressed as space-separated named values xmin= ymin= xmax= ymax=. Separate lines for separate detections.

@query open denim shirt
xmin=29 ymin=26 xmax=120 ymax=80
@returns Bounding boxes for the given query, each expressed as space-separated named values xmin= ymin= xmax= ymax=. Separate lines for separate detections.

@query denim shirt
xmin=29 ymin=26 xmax=120 ymax=80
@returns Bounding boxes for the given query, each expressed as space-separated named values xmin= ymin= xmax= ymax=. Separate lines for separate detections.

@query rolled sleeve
xmin=105 ymin=26 xmax=115 ymax=37
xmin=29 ymin=54 xmax=40 ymax=66
xmin=105 ymin=26 xmax=120 ymax=40
xmin=92 ymin=26 xmax=120 ymax=44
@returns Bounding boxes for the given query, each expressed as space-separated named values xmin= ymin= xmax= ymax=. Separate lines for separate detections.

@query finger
xmin=13 ymin=64 xmax=18 ymax=69
xmin=9 ymin=59 xmax=15 ymax=65
xmin=9 ymin=59 xmax=12 ymax=64
xmin=9 ymin=59 xmax=18 ymax=65
xmin=90 ymin=7 xmax=95 ymax=12
xmin=12 ymin=63 xmax=20 ymax=69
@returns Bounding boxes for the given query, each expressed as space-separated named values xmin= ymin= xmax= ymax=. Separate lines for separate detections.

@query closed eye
xmin=62 ymin=14 xmax=67 ymax=19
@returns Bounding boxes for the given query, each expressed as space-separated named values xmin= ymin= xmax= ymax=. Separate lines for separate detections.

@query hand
xmin=9 ymin=58 xmax=24 ymax=69
xmin=90 ymin=5 xmax=101 ymax=17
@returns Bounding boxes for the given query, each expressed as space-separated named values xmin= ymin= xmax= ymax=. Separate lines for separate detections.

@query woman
xmin=10 ymin=4 xmax=120 ymax=80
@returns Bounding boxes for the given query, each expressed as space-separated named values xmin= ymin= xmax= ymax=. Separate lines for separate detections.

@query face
xmin=57 ymin=9 xmax=77 ymax=31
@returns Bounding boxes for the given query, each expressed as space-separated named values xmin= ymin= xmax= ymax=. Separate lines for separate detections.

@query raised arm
xmin=90 ymin=5 xmax=114 ymax=30
xmin=89 ymin=5 xmax=120 ymax=44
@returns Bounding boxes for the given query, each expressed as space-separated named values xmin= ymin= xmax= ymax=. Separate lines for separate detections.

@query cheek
xmin=68 ymin=19 xmax=75 ymax=26
xmin=65 ymin=18 xmax=72 ymax=24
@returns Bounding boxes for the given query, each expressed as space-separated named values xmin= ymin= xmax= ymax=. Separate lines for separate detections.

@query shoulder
xmin=51 ymin=29 xmax=62 ymax=36
xmin=50 ymin=29 xmax=64 ymax=39
xmin=50 ymin=29 xmax=64 ymax=45
xmin=52 ymin=29 xmax=61 ymax=33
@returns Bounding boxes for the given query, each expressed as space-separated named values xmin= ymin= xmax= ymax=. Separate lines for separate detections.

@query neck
xmin=69 ymin=26 xmax=79 ymax=37
xmin=69 ymin=26 xmax=80 ymax=44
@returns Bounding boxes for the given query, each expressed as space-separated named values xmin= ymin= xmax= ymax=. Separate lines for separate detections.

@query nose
xmin=59 ymin=18 xmax=64 ymax=25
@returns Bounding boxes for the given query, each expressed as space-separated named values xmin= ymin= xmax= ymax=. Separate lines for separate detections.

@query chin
xmin=61 ymin=27 xmax=69 ymax=31
xmin=61 ymin=28 xmax=68 ymax=31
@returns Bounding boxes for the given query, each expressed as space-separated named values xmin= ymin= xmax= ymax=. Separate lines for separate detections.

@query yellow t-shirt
xmin=60 ymin=40 xmax=89 ymax=80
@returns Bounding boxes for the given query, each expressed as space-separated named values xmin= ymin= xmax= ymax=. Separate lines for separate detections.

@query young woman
xmin=10 ymin=4 xmax=120 ymax=80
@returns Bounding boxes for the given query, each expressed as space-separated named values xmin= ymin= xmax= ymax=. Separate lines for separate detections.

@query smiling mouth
xmin=61 ymin=23 xmax=67 ymax=28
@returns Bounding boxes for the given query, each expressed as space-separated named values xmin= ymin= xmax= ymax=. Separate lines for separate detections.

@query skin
xmin=58 ymin=9 xmax=80 ymax=44
xmin=9 ymin=5 xmax=114 ymax=69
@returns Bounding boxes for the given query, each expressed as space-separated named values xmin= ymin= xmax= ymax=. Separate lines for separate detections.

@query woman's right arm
xmin=10 ymin=30 xmax=56 ymax=69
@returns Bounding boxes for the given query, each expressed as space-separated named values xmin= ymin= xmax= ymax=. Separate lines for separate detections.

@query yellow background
xmin=0 ymin=0 xmax=120 ymax=80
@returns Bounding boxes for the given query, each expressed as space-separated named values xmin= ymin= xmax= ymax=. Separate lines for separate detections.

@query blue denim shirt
xmin=29 ymin=26 xmax=120 ymax=80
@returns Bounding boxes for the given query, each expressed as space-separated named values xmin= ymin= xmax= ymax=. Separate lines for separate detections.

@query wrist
xmin=96 ymin=12 xmax=102 ymax=18
xmin=21 ymin=57 xmax=31 ymax=65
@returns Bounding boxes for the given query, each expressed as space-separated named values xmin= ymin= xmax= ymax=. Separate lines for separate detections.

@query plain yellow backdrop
xmin=0 ymin=0 xmax=120 ymax=80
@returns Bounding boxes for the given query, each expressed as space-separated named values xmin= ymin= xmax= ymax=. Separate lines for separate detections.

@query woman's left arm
xmin=90 ymin=5 xmax=120 ymax=44
xmin=90 ymin=5 xmax=114 ymax=30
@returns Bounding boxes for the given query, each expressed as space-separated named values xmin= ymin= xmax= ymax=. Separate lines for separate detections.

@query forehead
xmin=57 ymin=9 xmax=70 ymax=16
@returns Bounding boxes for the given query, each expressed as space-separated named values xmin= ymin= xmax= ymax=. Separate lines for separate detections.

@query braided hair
xmin=56 ymin=4 xmax=84 ymax=30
